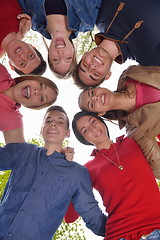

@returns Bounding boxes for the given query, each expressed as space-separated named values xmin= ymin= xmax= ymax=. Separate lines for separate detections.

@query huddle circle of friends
xmin=0 ymin=1 xmax=160 ymax=240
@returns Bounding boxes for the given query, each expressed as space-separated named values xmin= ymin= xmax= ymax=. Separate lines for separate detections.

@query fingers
xmin=17 ymin=13 xmax=31 ymax=21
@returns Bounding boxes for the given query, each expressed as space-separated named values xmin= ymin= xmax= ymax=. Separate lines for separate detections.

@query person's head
xmin=13 ymin=75 xmax=58 ymax=109
xmin=7 ymin=39 xmax=47 ymax=75
xmin=73 ymin=47 xmax=112 ymax=89
xmin=41 ymin=105 xmax=70 ymax=145
xmin=48 ymin=37 xmax=77 ymax=79
xmin=72 ymin=111 xmax=110 ymax=148
xmin=78 ymin=87 xmax=115 ymax=114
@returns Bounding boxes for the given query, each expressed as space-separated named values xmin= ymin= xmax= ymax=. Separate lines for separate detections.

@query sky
xmin=0 ymin=31 xmax=137 ymax=240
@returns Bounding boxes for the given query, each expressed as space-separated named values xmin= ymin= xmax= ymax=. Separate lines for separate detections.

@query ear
xmin=9 ymin=61 xmax=15 ymax=71
xmin=66 ymin=129 xmax=70 ymax=138
xmin=98 ymin=112 xmax=106 ymax=117
xmin=105 ymin=71 xmax=112 ymax=80
xmin=40 ymin=127 xmax=43 ymax=136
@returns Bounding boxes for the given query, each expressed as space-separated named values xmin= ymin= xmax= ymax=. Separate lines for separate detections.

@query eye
xmin=83 ymin=62 xmax=88 ymax=68
xmin=41 ymin=96 xmax=44 ymax=103
xmin=45 ymin=120 xmax=51 ymax=124
xmin=66 ymin=57 xmax=72 ymax=60
xmin=59 ymin=121 xmax=64 ymax=124
xmin=29 ymin=53 xmax=34 ymax=60
xmin=20 ymin=62 xmax=26 ymax=67
xmin=91 ymin=90 xmax=94 ymax=97
xmin=82 ymin=129 xmax=87 ymax=135
xmin=94 ymin=72 xmax=99 ymax=76
xmin=53 ymin=58 xmax=59 ymax=62
xmin=90 ymin=103 xmax=94 ymax=109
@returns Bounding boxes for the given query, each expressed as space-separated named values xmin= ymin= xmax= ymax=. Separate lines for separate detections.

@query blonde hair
xmin=43 ymin=37 xmax=77 ymax=79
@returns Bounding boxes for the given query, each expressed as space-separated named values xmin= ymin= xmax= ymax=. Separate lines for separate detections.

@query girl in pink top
xmin=0 ymin=64 xmax=58 ymax=144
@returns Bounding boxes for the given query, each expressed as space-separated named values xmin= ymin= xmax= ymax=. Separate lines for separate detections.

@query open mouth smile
xmin=55 ymin=38 xmax=66 ymax=48
xmin=93 ymin=56 xmax=103 ymax=65
xmin=23 ymin=86 xmax=30 ymax=99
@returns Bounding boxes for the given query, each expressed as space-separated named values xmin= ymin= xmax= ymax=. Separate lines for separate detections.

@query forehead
xmin=44 ymin=110 xmax=67 ymax=121
xmin=77 ymin=116 xmax=94 ymax=128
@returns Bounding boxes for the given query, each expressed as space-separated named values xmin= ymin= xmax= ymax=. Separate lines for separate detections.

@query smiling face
xmin=79 ymin=87 xmax=114 ymax=113
xmin=41 ymin=110 xmax=70 ymax=145
xmin=13 ymin=80 xmax=57 ymax=108
xmin=76 ymin=115 xmax=109 ymax=149
xmin=78 ymin=47 xmax=112 ymax=86
xmin=49 ymin=35 xmax=74 ymax=76
xmin=7 ymin=39 xmax=41 ymax=74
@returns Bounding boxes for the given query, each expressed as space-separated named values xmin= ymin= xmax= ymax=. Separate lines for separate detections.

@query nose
xmin=34 ymin=88 xmax=42 ymax=95
xmin=20 ymin=52 xmax=28 ymax=60
xmin=50 ymin=121 xmax=56 ymax=126
xmin=58 ymin=50 xmax=64 ymax=57
xmin=89 ymin=64 xmax=96 ymax=72
xmin=92 ymin=95 xmax=98 ymax=101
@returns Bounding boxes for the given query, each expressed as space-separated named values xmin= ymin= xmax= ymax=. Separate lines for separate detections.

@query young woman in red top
xmin=65 ymin=111 xmax=160 ymax=240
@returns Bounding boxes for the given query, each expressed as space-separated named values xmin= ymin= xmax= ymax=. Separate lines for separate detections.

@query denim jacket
xmin=18 ymin=0 xmax=102 ymax=39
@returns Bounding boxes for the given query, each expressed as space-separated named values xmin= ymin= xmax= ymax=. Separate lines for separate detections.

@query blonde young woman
xmin=0 ymin=64 xmax=58 ymax=144
xmin=78 ymin=65 xmax=160 ymax=178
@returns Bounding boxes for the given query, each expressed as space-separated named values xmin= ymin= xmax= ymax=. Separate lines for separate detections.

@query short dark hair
xmin=72 ymin=110 xmax=110 ymax=145
xmin=44 ymin=105 xmax=69 ymax=129
xmin=14 ymin=48 xmax=47 ymax=75
xmin=73 ymin=62 xmax=106 ymax=89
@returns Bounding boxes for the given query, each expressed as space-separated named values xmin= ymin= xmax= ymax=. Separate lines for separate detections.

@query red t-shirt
xmin=0 ymin=64 xmax=23 ymax=131
xmin=65 ymin=137 xmax=160 ymax=240
xmin=0 ymin=0 xmax=22 ymax=50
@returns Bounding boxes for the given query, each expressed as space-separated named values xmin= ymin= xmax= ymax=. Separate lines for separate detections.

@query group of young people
xmin=0 ymin=0 xmax=160 ymax=240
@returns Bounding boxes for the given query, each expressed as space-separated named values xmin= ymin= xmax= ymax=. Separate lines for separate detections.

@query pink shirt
xmin=0 ymin=0 xmax=22 ymax=50
xmin=0 ymin=64 xmax=23 ymax=131
xmin=126 ymin=78 xmax=160 ymax=110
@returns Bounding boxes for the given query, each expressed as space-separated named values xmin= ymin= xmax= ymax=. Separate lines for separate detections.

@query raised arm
xmin=67 ymin=167 xmax=107 ymax=237
xmin=3 ymin=128 xmax=25 ymax=144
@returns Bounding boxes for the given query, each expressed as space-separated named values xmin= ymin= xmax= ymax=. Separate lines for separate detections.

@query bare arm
xmin=3 ymin=128 xmax=25 ymax=144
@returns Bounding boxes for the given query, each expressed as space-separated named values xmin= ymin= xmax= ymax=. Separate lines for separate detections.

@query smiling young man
xmin=74 ymin=0 xmax=160 ymax=89
xmin=0 ymin=105 xmax=107 ymax=240
xmin=0 ymin=0 xmax=46 ymax=75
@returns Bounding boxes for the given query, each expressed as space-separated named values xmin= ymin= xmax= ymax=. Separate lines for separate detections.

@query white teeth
xmin=48 ymin=130 xmax=58 ymax=134
xmin=96 ymin=131 xmax=101 ymax=137
xmin=56 ymin=45 xmax=65 ymax=48
xmin=26 ymin=86 xmax=30 ymax=99
xmin=94 ymin=56 xmax=103 ymax=64
xmin=16 ymin=48 xmax=21 ymax=53
xmin=101 ymin=95 xmax=105 ymax=104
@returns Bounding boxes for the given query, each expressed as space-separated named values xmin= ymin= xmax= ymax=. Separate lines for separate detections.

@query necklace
xmin=98 ymin=144 xmax=124 ymax=170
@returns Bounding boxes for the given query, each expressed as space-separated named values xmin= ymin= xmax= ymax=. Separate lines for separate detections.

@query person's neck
xmin=1 ymin=32 xmax=21 ymax=51
xmin=111 ymin=90 xmax=136 ymax=113
xmin=46 ymin=14 xmax=72 ymax=38
xmin=43 ymin=142 xmax=63 ymax=156
xmin=2 ymin=85 xmax=17 ymax=102
xmin=99 ymin=39 xmax=120 ymax=61
xmin=96 ymin=139 xmax=113 ymax=150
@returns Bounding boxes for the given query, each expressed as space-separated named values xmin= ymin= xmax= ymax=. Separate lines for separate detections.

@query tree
xmin=0 ymin=137 xmax=86 ymax=240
